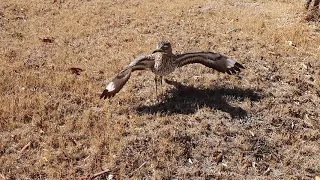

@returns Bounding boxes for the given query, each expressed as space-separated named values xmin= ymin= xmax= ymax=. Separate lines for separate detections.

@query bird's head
xmin=152 ymin=42 xmax=172 ymax=54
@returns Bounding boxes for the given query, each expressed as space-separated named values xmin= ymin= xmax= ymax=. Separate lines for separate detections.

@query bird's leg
xmin=160 ymin=75 xmax=163 ymax=95
xmin=154 ymin=75 xmax=158 ymax=102
xmin=159 ymin=76 xmax=163 ymax=86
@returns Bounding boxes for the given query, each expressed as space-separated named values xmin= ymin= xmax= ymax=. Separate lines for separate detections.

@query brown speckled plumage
xmin=100 ymin=42 xmax=244 ymax=99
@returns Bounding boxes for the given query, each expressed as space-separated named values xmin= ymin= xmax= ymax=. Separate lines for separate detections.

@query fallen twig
xmin=129 ymin=161 xmax=147 ymax=177
xmin=79 ymin=169 xmax=111 ymax=180
xmin=263 ymin=167 xmax=271 ymax=175
xmin=20 ymin=141 xmax=31 ymax=154
xmin=0 ymin=173 xmax=6 ymax=179
xmin=91 ymin=169 xmax=111 ymax=179
xmin=214 ymin=152 xmax=223 ymax=164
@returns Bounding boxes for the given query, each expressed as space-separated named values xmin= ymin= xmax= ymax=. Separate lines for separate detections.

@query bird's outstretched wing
xmin=176 ymin=52 xmax=244 ymax=74
xmin=100 ymin=55 xmax=155 ymax=99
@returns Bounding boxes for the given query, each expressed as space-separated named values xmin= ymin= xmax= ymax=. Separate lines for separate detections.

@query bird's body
xmin=100 ymin=42 xmax=245 ymax=99
xmin=152 ymin=52 xmax=176 ymax=76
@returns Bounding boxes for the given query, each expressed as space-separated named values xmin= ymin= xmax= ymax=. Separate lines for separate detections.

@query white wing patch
xmin=226 ymin=59 xmax=236 ymax=69
xmin=106 ymin=82 xmax=115 ymax=91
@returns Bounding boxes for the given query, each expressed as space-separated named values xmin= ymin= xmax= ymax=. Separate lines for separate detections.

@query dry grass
xmin=0 ymin=0 xmax=319 ymax=179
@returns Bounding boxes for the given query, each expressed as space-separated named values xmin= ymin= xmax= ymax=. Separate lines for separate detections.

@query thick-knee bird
xmin=100 ymin=42 xmax=244 ymax=99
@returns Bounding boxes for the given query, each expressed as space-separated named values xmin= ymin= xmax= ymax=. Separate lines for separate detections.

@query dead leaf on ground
xmin=41 ymin=37 xmax=54 ymax=43
xmin=242 ymin=161 xmax=252 ymax=169
xmin=69 ymin=67 xmax=84 ymax=75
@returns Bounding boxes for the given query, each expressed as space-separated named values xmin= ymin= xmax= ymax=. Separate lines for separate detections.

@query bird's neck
xmin=162 ymin=51 xmax=174 ymax=57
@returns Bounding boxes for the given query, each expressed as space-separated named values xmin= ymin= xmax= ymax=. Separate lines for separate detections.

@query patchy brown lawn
xmin=0 ymin=0 xmax=319 ymax=179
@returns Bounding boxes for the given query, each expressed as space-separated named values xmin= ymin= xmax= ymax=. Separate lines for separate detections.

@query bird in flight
xmin=100 ymin=42 xmax=244 ymax=99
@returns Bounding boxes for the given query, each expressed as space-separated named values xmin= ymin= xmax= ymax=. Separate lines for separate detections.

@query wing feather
xmin=100 ymin=55 xmax=155 ymax=99
xmin=176 ymin=52 xmax=244 ymax=74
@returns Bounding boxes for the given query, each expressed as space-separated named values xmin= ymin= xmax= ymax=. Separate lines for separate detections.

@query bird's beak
xmin=152 ymin=49 xmax=163 ymax=53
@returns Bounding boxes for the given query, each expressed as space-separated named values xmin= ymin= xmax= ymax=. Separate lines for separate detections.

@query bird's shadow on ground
xmin=136 ymin=79 xmax=263 ymax=119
